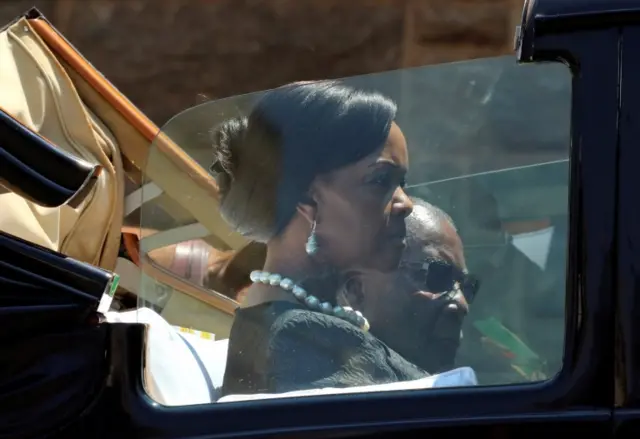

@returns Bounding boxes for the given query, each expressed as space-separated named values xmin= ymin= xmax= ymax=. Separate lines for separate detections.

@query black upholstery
xmin=0 ymin=108 xmax=101 ymax=208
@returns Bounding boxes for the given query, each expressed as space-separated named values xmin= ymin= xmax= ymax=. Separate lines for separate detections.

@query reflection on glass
xmin=137 ymin=56 xmax=571 ymax=405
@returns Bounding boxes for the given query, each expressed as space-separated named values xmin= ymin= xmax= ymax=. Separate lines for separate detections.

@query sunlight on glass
xmin=136 ymin=56 xmax=571 ymax=405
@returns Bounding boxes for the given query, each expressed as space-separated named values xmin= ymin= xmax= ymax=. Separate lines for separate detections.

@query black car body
xmin=3 ymin=0 xmax=640 ymax=437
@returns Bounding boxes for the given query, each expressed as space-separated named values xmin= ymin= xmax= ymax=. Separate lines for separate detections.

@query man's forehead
xmin=409 ymin=205 xmax=439 ymax=231
xmin=403 ymin=241 xmax=455 ymax=265
xmin=404 ymin=213 xmax=462 ymax=267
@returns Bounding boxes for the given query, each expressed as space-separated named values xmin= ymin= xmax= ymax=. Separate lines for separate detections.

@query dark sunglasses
xmin=399 ymin=259 xmax=480 ymax=303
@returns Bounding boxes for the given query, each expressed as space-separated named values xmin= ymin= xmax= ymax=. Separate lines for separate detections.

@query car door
xmin=96 ymin=1 xmax=620 ymax=438
xmin=612 ymin=8 xmax=640 ymax=439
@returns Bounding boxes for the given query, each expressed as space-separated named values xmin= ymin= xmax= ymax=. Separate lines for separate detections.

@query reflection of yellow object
xmin=511 ymin=364 xmax=527 ymax=378
xmin=174 ymin=326 xmax=216 ymax=341
xmin=511 ymin=364 xmax=546 ymax=381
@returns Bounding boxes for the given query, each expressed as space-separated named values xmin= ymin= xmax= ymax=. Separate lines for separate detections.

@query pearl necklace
xmin=249 ymin=270 xmax=370 ymax=332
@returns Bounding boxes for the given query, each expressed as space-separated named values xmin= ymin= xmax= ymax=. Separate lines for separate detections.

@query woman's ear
xmin=296 ymin=191 xmax=317 ymax=225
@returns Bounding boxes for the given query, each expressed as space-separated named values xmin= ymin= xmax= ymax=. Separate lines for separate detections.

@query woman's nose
xmin=391 ymin=187 xmax=413 ymax=218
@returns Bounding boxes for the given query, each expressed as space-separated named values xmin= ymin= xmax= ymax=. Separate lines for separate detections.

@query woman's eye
xmin=372 ymin=172 xmax=401 ymax=188
xmin=370 ymin=174 xmax=391 ymax=187
xmin=367 ymin=169 xmax=406 ymax=193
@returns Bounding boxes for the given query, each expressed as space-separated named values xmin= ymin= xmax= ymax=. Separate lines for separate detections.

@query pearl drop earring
xmin=305 ymin=220 xmax=318 ymax=256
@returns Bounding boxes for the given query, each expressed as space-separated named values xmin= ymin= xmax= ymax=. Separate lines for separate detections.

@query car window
xmin=138 ymin=55 xmax=570 ymax=404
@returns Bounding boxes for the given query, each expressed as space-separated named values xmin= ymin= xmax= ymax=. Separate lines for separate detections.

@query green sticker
xmin=108 ymin=274 xmax=120 ymax=297
xmin=473 ymin=317 xmax=539 ymax=362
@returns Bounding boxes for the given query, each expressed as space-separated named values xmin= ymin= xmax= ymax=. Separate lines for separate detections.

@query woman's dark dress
xmin=221 ymin=301 xmax=428 ymax=396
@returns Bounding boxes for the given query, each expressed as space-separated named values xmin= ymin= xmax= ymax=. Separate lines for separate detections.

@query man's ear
xmin=339 ymin=276 xmax=365 ymax=310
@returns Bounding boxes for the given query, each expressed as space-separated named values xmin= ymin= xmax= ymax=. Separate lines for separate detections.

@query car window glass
xmin=138 ymin=55 xmax=571 ymax=404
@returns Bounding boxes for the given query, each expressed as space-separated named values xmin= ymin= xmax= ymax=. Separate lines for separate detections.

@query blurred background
xmin=0 ymin=0 xmax=524 ymax=125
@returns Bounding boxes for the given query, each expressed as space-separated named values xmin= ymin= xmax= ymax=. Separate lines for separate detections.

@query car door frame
xmin=613 ymin=14 xmax=640 ymax=439
xmin=101 ymin=0 xmax=624 ymax=437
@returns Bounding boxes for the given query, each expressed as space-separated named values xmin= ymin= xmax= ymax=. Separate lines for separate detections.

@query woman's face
xmin=312 ymin=122 xmax=413 ymax=272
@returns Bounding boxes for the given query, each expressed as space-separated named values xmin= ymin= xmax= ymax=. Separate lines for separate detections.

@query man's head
xmin=341 ymin=197 xmax=477 ymax=373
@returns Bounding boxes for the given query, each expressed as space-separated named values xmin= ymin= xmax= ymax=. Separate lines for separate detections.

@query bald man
xmin=340 ymin=198 xmax=477 ymax=373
